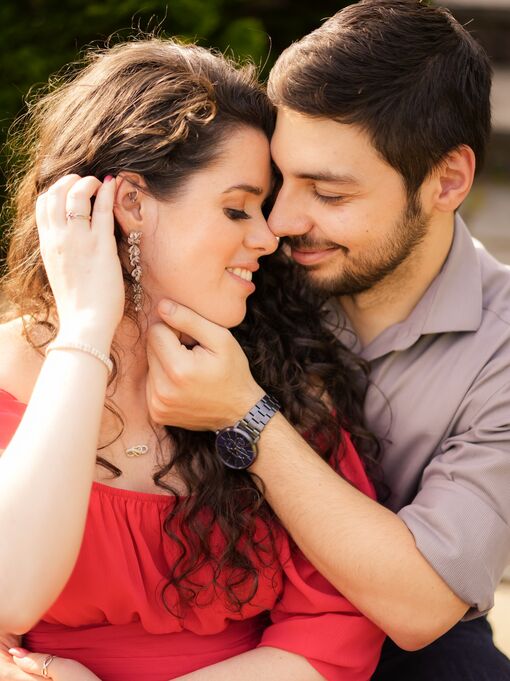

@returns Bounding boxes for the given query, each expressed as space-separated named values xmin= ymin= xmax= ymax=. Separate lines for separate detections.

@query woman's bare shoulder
xmin=0 ymin=317 xmax=46 ymax=402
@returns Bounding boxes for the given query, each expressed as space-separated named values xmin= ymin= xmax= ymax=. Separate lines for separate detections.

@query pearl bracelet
xmin=46 ymin=341 xmax=113 ymax=374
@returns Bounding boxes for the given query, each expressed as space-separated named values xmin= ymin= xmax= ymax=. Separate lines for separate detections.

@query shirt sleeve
xmin=258 ymin=433 xmax=385 ymax=681
xmin=398 ymin=379 xmax=510 ymax=618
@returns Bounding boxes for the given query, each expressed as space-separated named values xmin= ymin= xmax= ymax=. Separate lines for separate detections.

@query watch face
xmin=215 ymin=427 xmax=257 ymax=470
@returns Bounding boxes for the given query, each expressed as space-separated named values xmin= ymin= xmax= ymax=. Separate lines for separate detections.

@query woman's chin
xmin=206 ymin=304 xmax=247 ymax=329
xmin=156 ymin=295 xmax=246 ymax=329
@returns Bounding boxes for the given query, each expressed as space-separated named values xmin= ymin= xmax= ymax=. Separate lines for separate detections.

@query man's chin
xmin=301 ymin=268 xmax=372 ymax=298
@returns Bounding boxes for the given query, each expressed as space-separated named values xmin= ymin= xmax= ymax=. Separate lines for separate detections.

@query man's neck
xmin=339 ymin=213 xmax=455 ymax=347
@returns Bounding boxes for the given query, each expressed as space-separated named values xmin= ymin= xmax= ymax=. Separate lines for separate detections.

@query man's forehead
xmin=272 ymin=124 xmax=359 ymax=181
xmin=273 ymin=108 xmax=337 ymax=138
xmin=273 ymin=110 xmax=370 ymax=153
xmin=271 ymin=110 xmax=387 ymax=182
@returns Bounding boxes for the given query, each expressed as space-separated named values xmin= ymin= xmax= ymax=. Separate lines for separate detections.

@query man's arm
xmin=249 ymin=412 xmax=468 ymax=649
xmin=146 ymin=301 xmax=469 ymax=650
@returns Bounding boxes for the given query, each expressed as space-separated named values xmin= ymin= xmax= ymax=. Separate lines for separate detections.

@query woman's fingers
xmin=34 ymin=172 xmax=125 ymax=338
xmin=35 ymin=172 xmax=125 ymax=337
xmin=38 ymin=174 xmax=116 ymax=235
xmin=65 ymin=176 xmax=103 ymax=228
xmin=90 ymin=175 xmax=116 ymax=239
xmin=35 ymin=192 xmax=48 ymax=234
xmin=9 ymin=650 xmax=101 ymax=681
xmin=44 ymin=174 xmax=81 ymax=230
xmin=42 ymin=175 xmax=107 ymax=234
xmin=0 ymin=653 xmax=39 ymax=680
xmin=9 ymin=649 xmax=52 ymax=678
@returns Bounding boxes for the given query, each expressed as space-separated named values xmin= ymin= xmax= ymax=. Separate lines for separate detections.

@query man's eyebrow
xmin=295 ymin=171 xmax=359 ymax=184
xmin=222 ymin=184 xmax=264 ymax=196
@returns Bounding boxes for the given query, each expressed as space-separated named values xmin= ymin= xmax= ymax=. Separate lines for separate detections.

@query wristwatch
xmin=215 ymin=394 xmax=281 ymax=470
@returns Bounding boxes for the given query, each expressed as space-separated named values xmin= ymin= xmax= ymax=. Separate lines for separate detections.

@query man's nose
xmin=267 ymin=189 xmax=313 ymax=238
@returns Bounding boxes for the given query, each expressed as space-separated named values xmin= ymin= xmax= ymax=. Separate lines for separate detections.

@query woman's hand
xmin=0 ymin=635 xmax=40 ymax=680
xmin=9 ymin=648 xmax=102 ymax=681
xmin=35 ymin=174 xmax=125 ymax=343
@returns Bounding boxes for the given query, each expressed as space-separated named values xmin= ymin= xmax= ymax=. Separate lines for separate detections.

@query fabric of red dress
xmin=0 ymin=389 xmax=384 ymax=681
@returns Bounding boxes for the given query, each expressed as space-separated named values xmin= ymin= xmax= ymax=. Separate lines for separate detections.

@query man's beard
xmin=289 ymin=193 xmax=430 ymax=298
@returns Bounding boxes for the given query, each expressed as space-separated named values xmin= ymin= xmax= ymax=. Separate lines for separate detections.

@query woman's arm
xmin=8 ymin=647 xmax=320 ymax=681
xmin=173 ymin=648 xmax=325 ymax=681
xmin=0 ymin=176 xmax=124 ymax=633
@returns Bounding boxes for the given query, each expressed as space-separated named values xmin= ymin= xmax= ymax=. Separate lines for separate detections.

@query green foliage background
xmin=0 ymin=0 xmax=353 ymax=253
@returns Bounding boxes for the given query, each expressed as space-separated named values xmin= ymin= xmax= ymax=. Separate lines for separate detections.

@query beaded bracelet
xmin=46 ymin=341 xmax=113 ymax=374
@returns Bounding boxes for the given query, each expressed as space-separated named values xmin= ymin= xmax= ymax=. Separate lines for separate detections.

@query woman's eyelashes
xmin=224 ymin=208 xmax=250 ymax=221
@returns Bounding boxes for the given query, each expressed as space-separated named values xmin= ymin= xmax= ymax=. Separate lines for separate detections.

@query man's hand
xmin=146 ymin=300 xmax=264 ymax=431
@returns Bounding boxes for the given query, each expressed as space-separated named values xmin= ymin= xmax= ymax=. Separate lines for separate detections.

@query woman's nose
xmin=245 ymin=216 xmax=280 ymax=255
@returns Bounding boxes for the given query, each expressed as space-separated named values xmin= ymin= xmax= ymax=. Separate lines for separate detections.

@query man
xmin=146 ymin=1 xmax=510 ymax=678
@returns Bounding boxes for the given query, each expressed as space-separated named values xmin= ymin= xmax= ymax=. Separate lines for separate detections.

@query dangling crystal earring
xmin=128 ymin=231 xmax=143 ymax=312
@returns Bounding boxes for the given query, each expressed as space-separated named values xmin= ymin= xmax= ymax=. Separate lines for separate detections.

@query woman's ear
xmin=114 ymin=173 xmax=152 ymax=236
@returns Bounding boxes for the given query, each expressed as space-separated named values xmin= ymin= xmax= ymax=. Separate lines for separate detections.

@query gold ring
xmin=66 ymin=211 xmax=91 ymax=221
xmin=42 ymin=654 xmax=55 ymax=678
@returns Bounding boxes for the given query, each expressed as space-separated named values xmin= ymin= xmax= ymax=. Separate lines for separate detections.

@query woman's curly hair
xmin=1 ymin=37 xmax=382 ymax=616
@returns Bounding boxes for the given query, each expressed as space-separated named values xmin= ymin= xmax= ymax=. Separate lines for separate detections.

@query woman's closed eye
xmin=224 ymin=208 xmax=251 ymax=220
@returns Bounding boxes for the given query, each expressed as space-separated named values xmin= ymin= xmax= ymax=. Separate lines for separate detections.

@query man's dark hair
xmin=268 ymin=0 xmax=492 ymax=196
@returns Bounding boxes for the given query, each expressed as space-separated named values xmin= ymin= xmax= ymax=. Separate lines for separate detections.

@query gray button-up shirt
xmin=328 ymin=215 xmax=510 ymax=617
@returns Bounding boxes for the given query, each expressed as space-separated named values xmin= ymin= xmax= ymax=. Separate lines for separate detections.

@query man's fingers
xmin=157 ymin=300 xmax=228 ymax=352
xmin=147 ymin=322 xmax=191 ymax=384
xmin=147 ymin=321 xmax=186 ymax=361
xmin=146 ymin=349 xmax=173 ymax=424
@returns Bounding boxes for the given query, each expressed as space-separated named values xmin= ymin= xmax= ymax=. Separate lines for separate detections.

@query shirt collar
xmin=326 ymin=214 xmax=483 ymax=361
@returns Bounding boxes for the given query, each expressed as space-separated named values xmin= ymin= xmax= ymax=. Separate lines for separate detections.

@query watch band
xmin=238 ymin=393 xmax=281 ymax=442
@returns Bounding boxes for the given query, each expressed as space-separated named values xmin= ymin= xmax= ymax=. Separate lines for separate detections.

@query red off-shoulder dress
xmin=0 ymin=389 xmax=384 ymax=681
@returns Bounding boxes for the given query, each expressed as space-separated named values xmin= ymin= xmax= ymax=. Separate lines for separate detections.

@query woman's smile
xmin=142 ymin=127 xmax=275 ymax=328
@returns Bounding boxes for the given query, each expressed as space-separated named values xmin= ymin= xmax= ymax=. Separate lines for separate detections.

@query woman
xmin=0 ymin=38 xmax=384 ymax=680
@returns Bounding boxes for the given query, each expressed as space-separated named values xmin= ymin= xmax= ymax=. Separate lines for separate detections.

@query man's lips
xmin=290 ymin=246 xmax=340 ymax=266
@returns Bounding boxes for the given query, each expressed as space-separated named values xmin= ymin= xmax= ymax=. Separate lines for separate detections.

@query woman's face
xmin=142 ymin=127 xmax=277 ymax=327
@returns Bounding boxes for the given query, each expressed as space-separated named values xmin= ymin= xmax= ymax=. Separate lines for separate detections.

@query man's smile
xmin=290 ymin=245 xmax=341 ymax=266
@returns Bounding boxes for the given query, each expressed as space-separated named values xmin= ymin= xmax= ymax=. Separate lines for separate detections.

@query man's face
xmin=269 ymin=109 xmax=430 ymax=297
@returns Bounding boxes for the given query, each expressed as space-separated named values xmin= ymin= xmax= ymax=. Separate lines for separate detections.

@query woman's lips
xmin=290 ymin=246 xmax=340 ymax=266
xmin=226 ymin=269 xmax=256 ymax=292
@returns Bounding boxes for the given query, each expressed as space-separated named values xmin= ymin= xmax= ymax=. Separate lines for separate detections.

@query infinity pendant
xmin=125 ymin=445 xmax=149 ymax=457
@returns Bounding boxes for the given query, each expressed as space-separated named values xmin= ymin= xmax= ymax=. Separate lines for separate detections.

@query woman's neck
xmin=111 ymin=314 xmax=151 ymax=395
